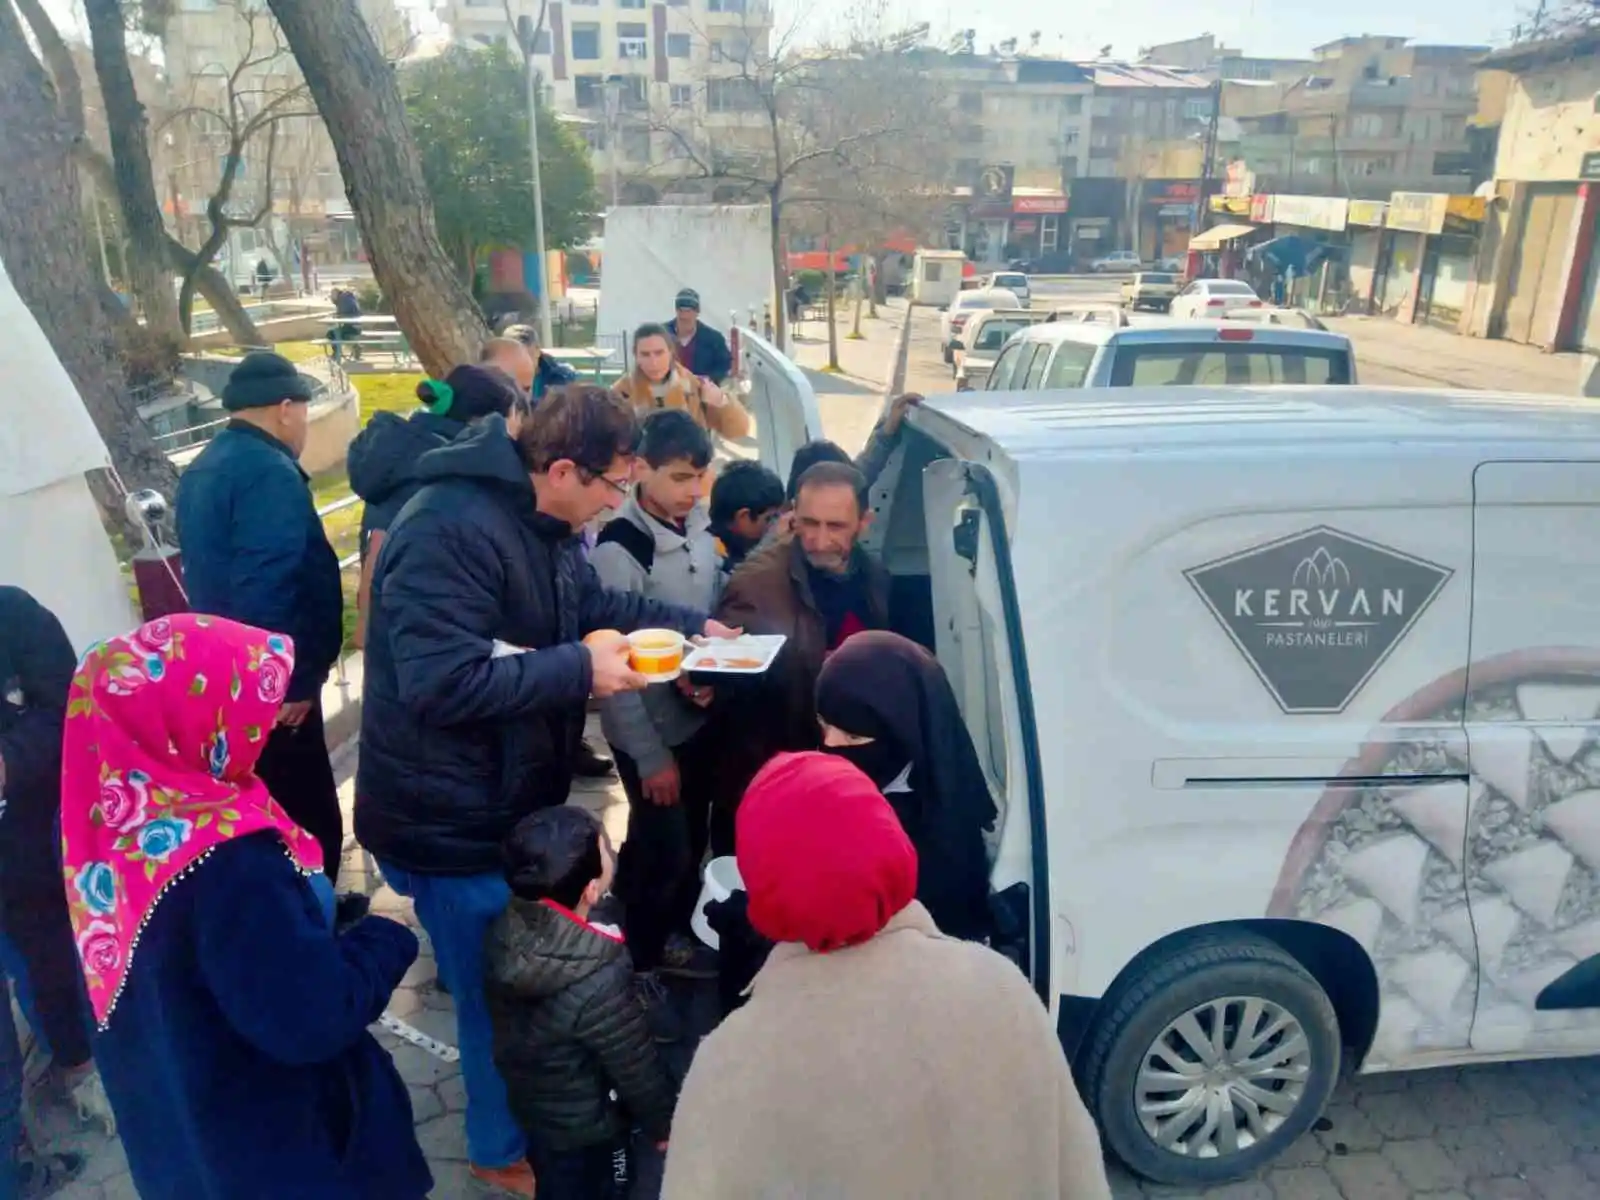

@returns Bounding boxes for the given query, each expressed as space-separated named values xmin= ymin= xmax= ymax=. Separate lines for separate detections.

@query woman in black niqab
xmin=815 ymin=631 xmax=997 ymax=941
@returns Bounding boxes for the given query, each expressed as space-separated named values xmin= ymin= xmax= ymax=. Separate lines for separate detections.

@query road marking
xmin=379 ymin=1012 xmax=461 ymax=1063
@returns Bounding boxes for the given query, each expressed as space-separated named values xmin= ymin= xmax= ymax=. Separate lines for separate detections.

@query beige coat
xmin=612 ymin=365 xmax=752 ymax=440
xmin=662 ymin=903 xmax=1113 ymax=1200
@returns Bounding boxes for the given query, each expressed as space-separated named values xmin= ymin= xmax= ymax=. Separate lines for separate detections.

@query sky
xmin=38 ymin=0 xmax=1517 ymax=60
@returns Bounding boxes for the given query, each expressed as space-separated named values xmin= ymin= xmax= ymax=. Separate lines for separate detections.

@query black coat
xmin=665 ymin=316 xmax=732 ymax=384
xmin=354 ymin=418 xmax=706 ymax=875
xmin=0 ymin=587 xmax=75 ymax=867
xmin=346 ymin=410 xmax=467 ymax=556
xmin=486 ymin=899 xmax=676 ymax=1150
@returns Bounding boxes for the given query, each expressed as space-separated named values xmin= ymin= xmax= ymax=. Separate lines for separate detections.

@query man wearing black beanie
xmin=175 ymin=351 xmax=347 ymax=881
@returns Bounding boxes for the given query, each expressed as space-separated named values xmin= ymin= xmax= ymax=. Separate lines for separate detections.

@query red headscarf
xmin=736 ymin=751 xmax=918 ymax=953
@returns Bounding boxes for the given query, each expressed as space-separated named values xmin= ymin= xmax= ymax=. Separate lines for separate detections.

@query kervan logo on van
xmin=1184 ymin=526 xmax=1453 ymax=714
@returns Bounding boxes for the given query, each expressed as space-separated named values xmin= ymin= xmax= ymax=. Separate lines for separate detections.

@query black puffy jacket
xmin=486 ymin=899 xmax=676 ymax=1150
xmin=354 ymin=417 xmax=706 ymax=874
xmin=346 ymin=410 xmax=467 ymax=556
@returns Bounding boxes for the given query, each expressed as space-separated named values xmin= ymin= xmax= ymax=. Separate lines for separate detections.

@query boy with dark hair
xmin=589 ymin=410 xmax=728 ymax=977
xmin=709 ymin=460 xmax=784 ymax=574
xmin=486 ymin=807 xmax=675 ymax=1200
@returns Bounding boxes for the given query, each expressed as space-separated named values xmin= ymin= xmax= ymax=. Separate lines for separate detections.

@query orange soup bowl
xmin=627 ymin=629 xmax=686 ymax=682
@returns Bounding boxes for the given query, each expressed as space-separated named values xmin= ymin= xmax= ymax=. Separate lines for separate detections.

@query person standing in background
xmin=503 ymin=326 xmax=580 ymax=402
xmin=175 ymin=352 xmax=347 ymax=887
xmin=613 ymin=325 xmax=749 ymax=442
xmin=666 ymin=289 xmax=732 ymax=384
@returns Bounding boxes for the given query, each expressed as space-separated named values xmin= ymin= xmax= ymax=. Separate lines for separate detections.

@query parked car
xmin=1153 ymin=254 xmax=1186 ymax=272
xmin=950 ymin=308 xmax=1052 ymax=389
xmin=1169 ymin=278 xmax=1265 ymax=319
xmin=940 ymin=287 xmax=1022 ymax=363
xmin=869 ymin=384 xmax=1600 ymax=1186
xmin=981 ymin=271 xmax=1032 ymax=307
xmin=981 ymin=316 xmax=1355 ymax=391
xmin=1120 ymin=272 xmax=1180 ymax=313
xmin=1090 ymin=250 xmax=1142 ymax=273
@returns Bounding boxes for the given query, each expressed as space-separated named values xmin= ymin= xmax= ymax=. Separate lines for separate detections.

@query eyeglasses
xmin=581 ymin=468 xmax=631 ymax=498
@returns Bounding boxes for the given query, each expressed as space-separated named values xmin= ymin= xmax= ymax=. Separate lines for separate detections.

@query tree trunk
xmin=265 ymin=0 xmax=487 ymax=374
xmin=0 ymin=5 xmax=180 ymax=531
xmin=83 ymin=0 xmax=184 ymax=344
xmin=824 ymin=223 xmax=839 ymax=371
xmin=768 ymin=182 xmax=788 ymax=349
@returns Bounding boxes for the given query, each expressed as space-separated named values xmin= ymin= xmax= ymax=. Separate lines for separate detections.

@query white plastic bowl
xmin=690 ymin=856 xmax=744 ymax=950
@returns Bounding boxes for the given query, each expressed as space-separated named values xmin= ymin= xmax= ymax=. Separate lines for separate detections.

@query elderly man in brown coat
xmin=663 ymin=752 xmax=1112 ymax=1199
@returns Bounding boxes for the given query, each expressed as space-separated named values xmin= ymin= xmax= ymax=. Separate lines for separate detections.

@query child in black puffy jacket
xmin=485 ymin=807 xmax=677 ymax=1200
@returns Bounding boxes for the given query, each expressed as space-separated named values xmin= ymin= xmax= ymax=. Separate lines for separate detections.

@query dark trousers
xmin=0 ymin=852 xmax=91 ymax=1069
xmin=612 ymin=725 xmax=732 ymax=972
xmin=255 ymin=699 xmax=344 ymax=885
xmin=529 ymin=1139 xmax=631 ymax=1200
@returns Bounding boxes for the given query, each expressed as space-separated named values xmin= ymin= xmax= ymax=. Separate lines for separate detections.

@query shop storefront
xmin=1417 ymin=197 xmax=1486 ymax=331
xmin=1345 ymin=199 xmax=1389 ymax=311
xmin=1141 ymin=180 xmax=1202 ymax=263
xmin=953 ymin=191 xmax=1071 ymax=268
xmin=1010 ymin=195 xmax=1070 ymax=272
xmin=1064 ymin=178 xmax=1125 ymax=268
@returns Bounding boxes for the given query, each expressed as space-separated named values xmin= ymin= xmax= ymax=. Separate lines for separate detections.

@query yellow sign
xmin=1209 ymin=195 xmax=1251 ymax=215
xmin=1445 ymin=195 xmax=1487 ymax=221
xmin=1346 ymin=199 xmax=1389 ymax=226
xmin=1386 ymin=192 xmax=1450 ymax=235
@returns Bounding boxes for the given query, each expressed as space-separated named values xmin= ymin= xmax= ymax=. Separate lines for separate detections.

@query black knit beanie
xmin=221 ymin=351 xmax=313 ymax=411
xmin=416 ymin=364 xmax=522 ymax=423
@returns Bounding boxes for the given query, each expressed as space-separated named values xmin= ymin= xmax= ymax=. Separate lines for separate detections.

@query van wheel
xmin=1080 ymin=935 xmax=1340 ymax=1187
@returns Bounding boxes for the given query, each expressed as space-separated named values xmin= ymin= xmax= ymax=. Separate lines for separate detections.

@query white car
xmin=981 ymin=271 xmax=1032 ymax=307
xmin=1168 ymin=278 xmax=1264 ymax=319
xmin=1090 ymin=250 xmax=1142 ymax=273
xmin=940 ymin=287 xmax=1021 ymax=363
xmin=951 ymin=308 xmax=1051 ymax=388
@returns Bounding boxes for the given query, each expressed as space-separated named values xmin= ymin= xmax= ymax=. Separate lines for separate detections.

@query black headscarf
xmin=815 ymin=631 xmax=997 ymax=941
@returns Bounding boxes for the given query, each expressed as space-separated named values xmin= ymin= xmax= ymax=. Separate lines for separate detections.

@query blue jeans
xmin=378 ymin=863 xmax=523 ymax=1168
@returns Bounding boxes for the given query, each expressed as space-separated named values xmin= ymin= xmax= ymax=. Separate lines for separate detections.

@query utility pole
xmin=516 ymin=13 xmax=554 ymax=347
xmin=1195 ymin=76 xmax=1223 ymax=233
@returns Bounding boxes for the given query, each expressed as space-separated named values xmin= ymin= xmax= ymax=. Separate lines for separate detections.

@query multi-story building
xmin=160 ymin=0 xmax=410 ymax=277
xmin=1141 ymin=34 xmax=1311 ymax=83
xmin=1224 ymin=36 xmax=1489 ymax=200
xmin=440 ymin=0 xmax=775 ymax=204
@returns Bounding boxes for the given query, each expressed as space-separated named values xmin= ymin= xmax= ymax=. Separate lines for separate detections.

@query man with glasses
xmin=355 ymin=386 xmax=737 ymax=1197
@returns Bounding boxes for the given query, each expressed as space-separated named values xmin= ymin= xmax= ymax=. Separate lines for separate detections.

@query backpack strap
xmin=595 ymin=517 xmax=655 ymax=574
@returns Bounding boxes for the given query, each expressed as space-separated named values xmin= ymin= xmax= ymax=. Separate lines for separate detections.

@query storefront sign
xmin=1444 ymin=196 xmax=1487 ymax=222
xmin=1346 ymin=199 xmax=1389 ymax=226
xmin=1210 ymin=195 xmax=1252 ymax=215
xmin=1013 ymin=196 xmax=1068 ymax=214
xmin=1145 ymin=180 xmax=1201 ymax=208
xmin=1386 ymin=192 xmax=1450 ymax=235
xmin=1582 ymin=150 xmax=1600 ymax=181
xmin=1012 ymin=218 xmax=1038 ymax=235
xmin=976 ymin=165 xmax=1015 ymax=201
xmin=1250 ymin=193 xmax=1273 ymax=223
xmin=1268 ymin=194 xmax=1348 ymax=232
xmin=968 ymin=202 xmax=1014 ymax=220
xmin=1223 ymin=161 xmax=1256 ymax=198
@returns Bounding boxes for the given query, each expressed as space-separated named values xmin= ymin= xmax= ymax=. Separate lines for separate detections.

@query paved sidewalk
xmin=1323 ymin=316 xmax=1593 ymax=394
xmin=787 ymin=297 xmax=907 ymax=456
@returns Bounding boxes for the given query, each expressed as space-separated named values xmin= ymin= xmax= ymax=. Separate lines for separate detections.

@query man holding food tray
xmin=355 ymin=386 xmax=738 ymax=1195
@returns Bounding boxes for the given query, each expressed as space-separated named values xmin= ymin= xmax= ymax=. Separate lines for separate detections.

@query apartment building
xmin=441 ymin=0 xmax=774 ymax=203
xmin=160 ymin=0 xmax=410 ymax=276
xmin=1141 ymin=34 xmax=1311 ymax=83
xmin=1224 ymin=35 xmax=1489 ymax=200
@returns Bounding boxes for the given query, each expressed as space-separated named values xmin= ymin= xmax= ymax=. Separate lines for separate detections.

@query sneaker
xmin=658 ymin=932 xmax=717 ymax=980
xmin=572 ymin=738 xmax=615 ymax=778
xmin=634 ymin=972 xmax=684 ymax=1044
xmin=18 ymin=1149 xmax=84 ymax=1199
xmin=469 ymin=1160 xmax=537 ymax=1197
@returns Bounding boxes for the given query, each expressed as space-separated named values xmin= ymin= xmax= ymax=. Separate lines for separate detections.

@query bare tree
xmin=644 ymin=4 xmax=952 ymax=346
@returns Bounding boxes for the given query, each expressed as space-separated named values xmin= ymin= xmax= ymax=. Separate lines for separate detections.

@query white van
xmin=859 ymin=386 xmax=1600 ymax=1186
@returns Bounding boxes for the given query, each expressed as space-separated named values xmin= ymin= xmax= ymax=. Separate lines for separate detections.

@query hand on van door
xmin=883 ymin=392 xmax=924 ymax=435
xmin=642 ymin=757 xmax=682 ymax=807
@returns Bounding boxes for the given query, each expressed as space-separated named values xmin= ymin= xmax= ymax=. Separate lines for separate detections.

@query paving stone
xmin=1461 ymin=1178 xmax=1536 ymax=1199
xmin=1190 ymin=1181 xmax=1273 ymax=1199
xmin=1462 ymin=1072 xmax=1540 ymax=1116
xmin=1519 ymin=1162 xmax=1595 ymax=1199
xmin=1413 ymin=1080 xmax=1489 ymax=1129
xmin=413 ymin=1114 xmax=469 ymax=1162
xmin=1313 ymin=1102 xmax=1386 ymax=1154
xmin=1325 ymin=1150 xmax=1410 ymax=1200
xmin=1578 ymin=1151 xmax=1600 ymax=1183
xmin=1271 ymin=1133 xmax=1329 ymax=1168
xmin=389 ymin=1041 xmax=458 ymax=1089
xmin=1431 ymin=1122 xmax=1520 ymax=1180
xmin=1261 ymin=1165 xmax=1343 ymax=1200
xmin=408 ymin=1084 xmax=445 ymax=1124
xmin=1489 ymin=1113 xmax=1573 ymax=1169
xmin=1379 ymin=1138 xmax=1467 ymax=1192
xmin=1356 ymin=1089 xmax=1437 ymax=1139
xmin=1106 ymin=1169 xmax=1145 ymax=1199
xmin=437 ymin=1074 xmax=468 ymax=1114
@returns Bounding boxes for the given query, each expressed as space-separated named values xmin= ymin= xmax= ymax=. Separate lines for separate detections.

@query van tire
xmin=1080 ymin=934 xmax=1340 ymax=1186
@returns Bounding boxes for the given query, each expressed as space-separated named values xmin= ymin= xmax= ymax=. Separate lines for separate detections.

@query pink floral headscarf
xmin=60 ymin=614 xmax=325 ymax=1027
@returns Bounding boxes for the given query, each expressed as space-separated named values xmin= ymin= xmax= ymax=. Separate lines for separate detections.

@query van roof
xmin=1017 ymin=319 xmax=1350 ymax=349
xmin=917 ymin=386 xmax=1600 ymax=462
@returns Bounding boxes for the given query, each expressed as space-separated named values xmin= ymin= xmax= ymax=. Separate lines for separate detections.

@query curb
xmin=886 ymin=302 xmax=913 ymax=399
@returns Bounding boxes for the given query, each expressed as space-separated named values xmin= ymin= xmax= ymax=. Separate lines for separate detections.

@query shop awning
xmin=1189 ymin=223 xmax=1256 ymax=251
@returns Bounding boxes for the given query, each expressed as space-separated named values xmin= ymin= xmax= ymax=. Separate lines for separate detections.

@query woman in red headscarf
xmin=60 ymin=615 xmax=431 ymax=1199
xmin=664 ymin=752 xmax=1111 ymax=1200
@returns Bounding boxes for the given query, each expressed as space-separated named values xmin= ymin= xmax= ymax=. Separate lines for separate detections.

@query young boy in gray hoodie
xmin=590 ymin=410 xmax=725 ymax=977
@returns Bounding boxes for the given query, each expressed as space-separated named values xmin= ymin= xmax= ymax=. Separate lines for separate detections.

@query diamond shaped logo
xmin=1185 ymin=526 xmax=1453 ymax=714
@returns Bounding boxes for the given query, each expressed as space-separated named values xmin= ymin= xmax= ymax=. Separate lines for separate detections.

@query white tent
xmin=0 ymin=259 xmax=137 ymax=651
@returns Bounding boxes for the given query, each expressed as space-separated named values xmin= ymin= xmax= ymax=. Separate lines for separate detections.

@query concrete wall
xmin=1494 ymin=55 xmax=1600 ymax=182
xmin=299 ymin=387 xmax=361 ymax=477
xmin=189 ymin=312 xmax=337 ymax=350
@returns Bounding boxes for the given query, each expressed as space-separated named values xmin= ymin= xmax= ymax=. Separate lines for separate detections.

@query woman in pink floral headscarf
xmin=61 ymin=614 xmax=432 ymax=1200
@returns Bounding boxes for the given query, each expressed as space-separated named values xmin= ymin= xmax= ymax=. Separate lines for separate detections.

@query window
xmin=1183 ymin=97 xmax=1212 ymax=121
xmin=987 ymin=343 xmax=1024 ymax=390
xmin=619 ymin=0 xmax=646 ymax=7
xmin=571 ymin=22 xmax=601 ymax=59
xmin=670 ymin=83 xmax=693 ymax=107
xmin=923 ymin=262 xmax=944 ymax=283
xmin=1040 ymin=214 xmax=1059 ymax=253
xmin=1107 ymin=345 xmax=1352 ymax=387
xmin=617 ymin=75 xmax=648 ymax=109
xmin=1022 ymin=343 xmax=1052 ymax=389
xmin=1350 ymin=112 xmax=1384 ymax=138
xmin=505 ymin=27 xmax=551 ymax=52
xmin=574 ymin=75 xmax=603 ymax=108
xmin=618 ymin=22 xmax=648 ymax=59
xmin=1043 ymin=342 xmax=1095 ymax=388
xmin=706 ymin=78 xmax=762 ymax=112
xmin=1062 ymin=95 xmax=1083 ymax=115
xmin=972 ymin=318 xmax=1033 ymax=352
xmin=708 ymin=0 xmax=747 ymax=10
xmin=621 ymin=129 xmax=652 ymax=161
xmin=179 ymin=0 xmax=217 ymax=9
xmin=667 ymin=33 xmax=691 ymax=58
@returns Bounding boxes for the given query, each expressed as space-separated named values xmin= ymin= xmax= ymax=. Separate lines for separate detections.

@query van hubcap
xmin=1134 ymin=996 xmax=1312 ymax=1159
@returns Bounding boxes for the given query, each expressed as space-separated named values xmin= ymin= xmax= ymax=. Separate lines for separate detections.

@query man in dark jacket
xmin=503 ymin=325 xmax=580 ymax=401
xmin=175 ymin=351 xmax=345 ymax=879
xmin=487 ymin=806 xmax=674 ymax=1196
xmin=667 ymin=288 xmax=732 ymax=384
xmin=356 ymin=385 xmax=732 ymax=1195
